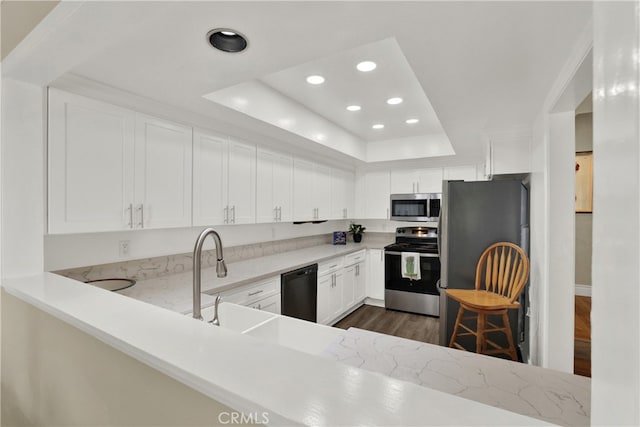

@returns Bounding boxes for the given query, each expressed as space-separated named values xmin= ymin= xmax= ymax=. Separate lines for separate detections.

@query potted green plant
xmin=348 ymin=223 xmax=366 ymax=243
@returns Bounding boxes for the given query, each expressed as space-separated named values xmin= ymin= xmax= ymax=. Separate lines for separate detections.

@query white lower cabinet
xmin=367 ymin=249 xmax=385 ymax=301
xmin=219 ymin=276 xmax=281 ymax=314
xmin=354 ymin=262 xmax=366 ymax=303
xmin=317 ymin=253 xmax=367 ymax=326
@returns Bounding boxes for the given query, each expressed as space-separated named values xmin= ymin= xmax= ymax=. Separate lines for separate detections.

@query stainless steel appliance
xmin=438 ymin=179 xmax=529 ymax=360
xmin=281 ymin=264 xmax=318 ymax=322
xmin=384 ymin=226 xmax=440 ymax=316
xmin=390 ymin=193 xmax=441 ymax=222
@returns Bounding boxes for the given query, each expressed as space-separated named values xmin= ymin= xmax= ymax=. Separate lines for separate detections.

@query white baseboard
xmin=575 ymin=284 xmax=592 ymax=297
xmin=364 ymin=297 xmax=384 ymax=308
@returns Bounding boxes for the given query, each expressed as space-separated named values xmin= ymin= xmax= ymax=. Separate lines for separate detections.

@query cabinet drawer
xmin=247 ymin=293 xmax=281 ymax=314
xmin=318 ymin=257 xmax=344 ymax=276
xmin=221 ymin=276 xmax=280 ymax=305
xmin=345 ymin=250 xmax=366 ymax=266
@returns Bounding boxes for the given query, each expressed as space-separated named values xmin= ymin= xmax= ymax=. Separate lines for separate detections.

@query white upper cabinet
xmin=443 ymin=165 xmax=478 ymax=182
xmin=134 ymin=114 xmax=192 ymax=229
xmin=293 ymin=158 xmax=332 ymax=221
xmin=257 ymin=148 xmax=293 ymax=223
xmin=363 ymin=171 xmax=391 ymax=219
xmin=331 ymin=168 xmax=355 ymax=220
xmin=192 ymin=131 xmax=227 ymax=226
xmin=48 ymin=89 xmax=191 ymax=234
xmin=391 ymin=168 xmax=443 ymax=194
xmin=192 ymin=130 xmax=256 ymax=226
xmin=314 ymin=164 xmax=332 ymax=220
xmin=227 ymin=139 xmax=256 ymax=224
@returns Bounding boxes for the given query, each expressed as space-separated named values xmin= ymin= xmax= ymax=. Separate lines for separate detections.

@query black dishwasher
xmin=281 ymin=264 xmax=318 ymax=322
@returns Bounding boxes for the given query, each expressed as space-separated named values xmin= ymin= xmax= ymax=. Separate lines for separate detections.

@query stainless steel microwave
xmin=390 ymin=193 xmax=441 ymax=222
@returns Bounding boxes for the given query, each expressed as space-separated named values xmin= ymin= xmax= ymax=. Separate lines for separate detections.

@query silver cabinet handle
xmin=231 ymin=205 xmax=236 ymax=224
xmin=224 ymin=206 xmax=229 ymax=224
xmin=248 ymin=289 xmax=263 ymax=297
xmin=274 ymin=206 xmax=278 ymax=221
xmin=136 ymin=204 xmax=144 ymax=228
xmin=417 ymin=182 xmax=420 ymax=193
xmin=279 ymin=206 xmax=282 ymax=221
xmin=412 ymin=182 xmax=416 ymax=193
xmin=127 ymin=203 xmax=133 ymax=228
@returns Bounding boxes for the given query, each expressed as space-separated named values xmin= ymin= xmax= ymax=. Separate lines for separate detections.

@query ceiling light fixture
xmin=306 ymin=75 xmax=325 ymax=85
xmin=405 ymin=118 xmax=419 ymax=124
xmin=387 ymin=97 xmax=403 ymax=105
xmin=346 ymin=105 xmax=361 ymax=112
xmin=207 ymin=28 xmax=248 ymax=53
xmin=372 ymin=124 xmax=385 ymax=130
xmin=357 ymin=61 xmax=377 ymax=72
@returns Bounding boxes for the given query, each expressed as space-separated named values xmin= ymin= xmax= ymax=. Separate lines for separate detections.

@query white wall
xmin=1 ymin=79 xmax=45 ymax=278
xmin=546 ymin=111 xmax=575 ymax=372
xmin=591 ymin=2 xmax=640 ymax=423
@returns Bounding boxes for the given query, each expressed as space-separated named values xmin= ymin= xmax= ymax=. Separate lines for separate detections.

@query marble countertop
xmin=3 ymin=273 xmax=548 ymax=426
xmin=321 ymin=327 xmax=590 ymax=426
xmin=119 ymin=243 xmax=378 ymax=314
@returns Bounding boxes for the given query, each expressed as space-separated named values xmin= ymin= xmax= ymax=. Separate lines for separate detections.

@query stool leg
xmin=449 ymin=306 xmax=465 ymax=348
xmin=502 ymin=312 xmax=518 ymax=361
xmin=476 ymin=312 xmax=486 ymax=354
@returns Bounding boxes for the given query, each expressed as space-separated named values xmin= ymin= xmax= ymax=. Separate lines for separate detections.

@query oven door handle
xmin=385 ymin=251 xmax=439 ymax=258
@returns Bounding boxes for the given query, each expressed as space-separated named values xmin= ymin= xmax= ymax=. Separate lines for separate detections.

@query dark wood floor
xmin=574 ymin=295 xmax=591 ymax=377
xmin=334 ymin=304 xmax=439 ymax=345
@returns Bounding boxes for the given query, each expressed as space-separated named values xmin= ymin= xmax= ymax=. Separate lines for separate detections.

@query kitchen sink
xmin=203 ymin=302 xmax=276 ymax=333
xmin=243 ymin=315 xmax=344 ymax=355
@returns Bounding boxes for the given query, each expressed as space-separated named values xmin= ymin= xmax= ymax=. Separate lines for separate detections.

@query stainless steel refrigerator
xmin=438 ymin=179 xmax=529 ymax=361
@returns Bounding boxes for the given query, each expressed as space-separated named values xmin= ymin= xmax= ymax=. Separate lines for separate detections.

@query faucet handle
xmin=209 ymin=295 xmax=222 ymax=326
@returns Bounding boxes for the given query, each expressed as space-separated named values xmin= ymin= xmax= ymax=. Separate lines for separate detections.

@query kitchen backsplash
xmin=55 ymin=232 xmax=393 ymax=283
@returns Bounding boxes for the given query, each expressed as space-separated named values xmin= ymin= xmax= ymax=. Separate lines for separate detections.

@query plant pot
xmin=353 ymin=233 xmax=363 ymax=243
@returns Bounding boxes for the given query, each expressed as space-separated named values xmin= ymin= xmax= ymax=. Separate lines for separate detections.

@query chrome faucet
xmin=209 ymin=295 xmax=222 ymax=326
xmin=193 ymin=228 xmax=227 ymax=320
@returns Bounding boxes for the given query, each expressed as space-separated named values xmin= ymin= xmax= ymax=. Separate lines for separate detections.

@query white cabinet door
xmin=331 ymin=169 xmax=355 ymax=220
xmin=314 ymin=164 xmax=332 ymax=220
xmin=273 ymin=152 xmax=293 ymax=222
xmin=330 ymin=271 xmax=344 ymax=320
xmin=417 ymin=168 xmax=444 ymax=193
xmin=317 ymin=273 xmax=332 ymax=325
xmin=227 ymin=139 xmax=256 ymax=225
xmin=256 ymin=148 xmax=292 ymax=224
xmin=48 ymin=89 xmax=135 ymax=233
xmin=354 ymin=262 xmax=366 ymax=302
xmin=343 ymin=265 xmax=356 ymax=310
xmin=364 ymin=171 xmax=391 ymax=219
xmin=443 ymin=166 xmax=477 ymax=182
xmin=293 ymin=158 xmax=315 ymax=221
xmin=256 ymin=148 xmax=277 ymax=223
xmin=367 ymin=249 xmax=385 ymax=301
xmin=134 ymin=114 xmax=193 ymax=229
xmin=192 ymin=131 xmax=228 ymax=226
xmin=390 ymin=170 xmax=417 ymax=194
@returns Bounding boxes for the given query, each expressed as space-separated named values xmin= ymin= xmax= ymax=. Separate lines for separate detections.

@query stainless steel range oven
xmin=384 ymin=226 xmax=440 ymax=317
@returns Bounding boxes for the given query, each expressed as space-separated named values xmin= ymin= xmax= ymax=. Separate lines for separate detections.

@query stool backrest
xmin=474 ymin=242 xmax=530 ymax=303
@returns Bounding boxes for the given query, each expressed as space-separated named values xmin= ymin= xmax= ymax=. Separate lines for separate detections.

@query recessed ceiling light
xmin=387 ymin=97 xmax=403 ymax=105
xmin=357 ymin=61 xmax=377 ymax=72
xmin=405 ymin=118 xmax=419 ymax=124
xmin=306 ymin=75 xmax=325 ymax=85
xmin=346 ymin=105 xmax=361 ymax=112
xmin=207 ymin=28 xmax=248 ymax=53
xmin=372 ymin=124 xmax=385 ymax=130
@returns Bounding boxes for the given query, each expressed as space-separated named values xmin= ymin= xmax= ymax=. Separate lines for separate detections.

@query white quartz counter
xmin=321 ymin=328 xmax=589 ymax=426
xmin=3 ymin=273 xmax=548 ymax=426
xmin=118 ymin=243 xmax=375 ymax=314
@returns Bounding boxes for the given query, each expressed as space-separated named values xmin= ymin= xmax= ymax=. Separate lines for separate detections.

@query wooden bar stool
xmin=446 ymin=242 xmax=530 ymax=361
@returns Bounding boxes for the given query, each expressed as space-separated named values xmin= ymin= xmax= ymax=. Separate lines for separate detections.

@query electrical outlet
xmin=119 ymin=240 xmax=130 ymax=257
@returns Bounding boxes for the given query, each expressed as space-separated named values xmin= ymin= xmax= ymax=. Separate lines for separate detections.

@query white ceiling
xmin=8 ymin=1 xmax=593 ymax=164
